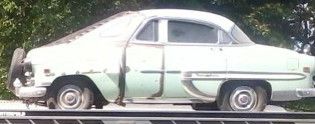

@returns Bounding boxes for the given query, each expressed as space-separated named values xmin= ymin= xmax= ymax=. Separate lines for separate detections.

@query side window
xmin=168 ymin=21 xmax=218 ymax=43
xmin=136 ymin=20 xmax=158 ymax=41
xmin=219 ymin=30 xmax=233 ymax=44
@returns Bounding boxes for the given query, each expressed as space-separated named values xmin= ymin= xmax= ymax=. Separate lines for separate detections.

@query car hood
xmin=26 ymin=43 xmax=72 ymax=64
xmin=26 ymin=40 xmax=125 ymax=65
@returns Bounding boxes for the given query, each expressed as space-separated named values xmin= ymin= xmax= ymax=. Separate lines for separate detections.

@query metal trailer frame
xmin=0 ymin=110 xmax=314 ymax=124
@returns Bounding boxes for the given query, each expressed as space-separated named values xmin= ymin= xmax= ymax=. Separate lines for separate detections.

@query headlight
xmin=303 ymin=44 xmax=311 ymax=55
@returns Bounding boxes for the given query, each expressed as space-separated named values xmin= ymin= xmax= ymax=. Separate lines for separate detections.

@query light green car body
xmin=11 ymin=9 xmax=315 ymax=106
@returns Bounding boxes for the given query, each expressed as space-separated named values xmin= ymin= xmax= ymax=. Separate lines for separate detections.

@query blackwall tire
xmin=7 ymin=48 xmax=26 ymax=91
xmin=48 ymin=82 xmax=94 ymax=110
xmin=218 ymin=85 xmax=267 ymax=111
xmin=94 ymin=93 xmax=108 ymax=109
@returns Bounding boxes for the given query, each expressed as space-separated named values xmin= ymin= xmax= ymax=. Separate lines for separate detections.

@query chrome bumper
xmin=296 ymin=88 xmax=315 ymax=98
xmin=13 ymin=79 xmax=46 ymax=98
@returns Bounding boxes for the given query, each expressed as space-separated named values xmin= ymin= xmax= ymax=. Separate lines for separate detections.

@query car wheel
xmin=218 ymin=85 xmax=267 ymax=111
xmin=47 ymin=82 xmax=94 ymax=109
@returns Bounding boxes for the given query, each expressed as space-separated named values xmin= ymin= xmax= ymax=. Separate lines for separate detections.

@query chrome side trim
xmin=144 ymin=70 xmax=306 ymax=81
xmin=140 ymin=70 xmax=180 ymax=74
xmin=81 ymin=71 xmax=102 ymax=75
xmin=120 ymin=98 xmax=207 ymax=104
xmin=182 ymin=71 xmax=306 ymax=81
xmin=141 ymin=70 xmax=164 ymax=73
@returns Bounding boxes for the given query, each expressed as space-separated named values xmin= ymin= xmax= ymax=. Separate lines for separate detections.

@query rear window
xmin=231 ymin=25 xmax=254 ymax=44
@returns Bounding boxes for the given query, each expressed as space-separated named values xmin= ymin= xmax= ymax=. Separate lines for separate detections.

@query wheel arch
xmin=216 ymin=80 xmax=272 ymax=102
xmin=47 ymin=75 xmax=108 ymax=105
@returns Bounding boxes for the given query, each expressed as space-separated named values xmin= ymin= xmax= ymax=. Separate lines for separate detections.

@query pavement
xmin=0 ymin=100 xmax=287 ymax=112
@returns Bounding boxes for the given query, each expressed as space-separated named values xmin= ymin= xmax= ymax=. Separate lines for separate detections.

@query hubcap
xmin=65 ymin=92 xmax=76 ymax=103
xmin=58 ymin=85 xmax=82 ymax=109
xmin=229 ymin=86 xmax=257 ymax=111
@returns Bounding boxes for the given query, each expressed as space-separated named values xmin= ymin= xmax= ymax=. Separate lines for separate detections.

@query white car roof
xmin=139 ymin=9 xmax=235 ymax=32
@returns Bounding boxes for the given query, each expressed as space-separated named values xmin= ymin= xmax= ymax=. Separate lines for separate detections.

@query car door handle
xmin=219 ymin=48 xmax=223 ymax=51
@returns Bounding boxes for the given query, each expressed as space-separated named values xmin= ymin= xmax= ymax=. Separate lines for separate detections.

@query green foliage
xmin=285 ymin=98 xmax=315 ymax=112
xmin=153 ymin=0 xmax=204 ymax=9
xmin=198 ymin=0 xmax=294 ymax=47
xmin=242 ymin=3 xmax=291 ymax=47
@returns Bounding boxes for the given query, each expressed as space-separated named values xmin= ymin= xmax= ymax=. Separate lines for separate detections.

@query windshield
xmin=231 ymin=25 xmax=254 ymax=44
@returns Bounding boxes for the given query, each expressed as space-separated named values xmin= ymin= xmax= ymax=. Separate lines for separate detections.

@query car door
xmin=163 ymin=20 xmax=227 ymax=99
xmin=125 ymin=20 xmax=164 ymax=98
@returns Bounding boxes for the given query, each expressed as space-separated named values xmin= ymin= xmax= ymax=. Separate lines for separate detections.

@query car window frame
xmin=160 ymin=18 xmax=239 ymax=47
xmin=166 ymin=19 xmax=220 ymax=45
xmin=218 ymin=30 xmax=234 ymax=45
xmin=129 ymin=17 xmax=251 ymax=47
xmin=135 ymin=20 xmax=159 ymax=42
xmin=129 ymin=17 xmax=164 ymax=45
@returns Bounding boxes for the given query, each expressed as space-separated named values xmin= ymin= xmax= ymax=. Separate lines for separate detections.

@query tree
xmin=288 ymin=0 xmax=315 ymax=55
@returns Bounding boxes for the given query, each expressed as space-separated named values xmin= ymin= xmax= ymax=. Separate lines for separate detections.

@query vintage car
xmin=7 ymin=9 xmax=315 ymax=111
